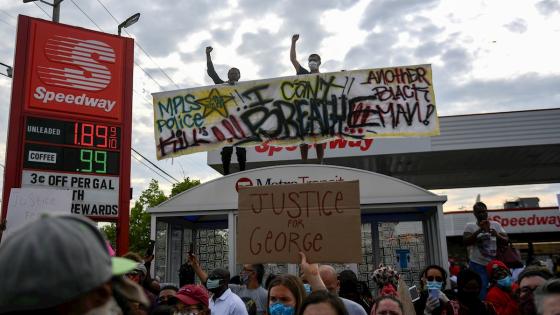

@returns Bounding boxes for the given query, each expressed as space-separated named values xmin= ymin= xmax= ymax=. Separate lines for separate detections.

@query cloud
xmin=236 ymin=30 xmax=286 ymax=78
xmin=503 ymin=18 xmax=528 ymax=33
xmin=123 ymin=0 xmax=230 ymax=57
xmin=440 ymin=47 xmax=472 ymax=74
xmin=535 ymin=0 xmax=560 ymax=16
xmin=436 ymin=72 xmax=560 ymax=115
xmin=359 ymin=0 xmax=440 ymax=31
xmin=344 ymin=31 xmax=400 ymax=69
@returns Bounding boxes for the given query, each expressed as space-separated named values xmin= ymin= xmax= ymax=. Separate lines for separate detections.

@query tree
xmin=102 ymin=177 xmax=201 ymax=254
xmin=170 ymin=177 xmax=200 ymax=198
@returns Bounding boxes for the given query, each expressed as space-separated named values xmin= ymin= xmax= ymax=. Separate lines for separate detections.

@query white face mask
xmin=308 ymin=61 xmax=319 ymax=71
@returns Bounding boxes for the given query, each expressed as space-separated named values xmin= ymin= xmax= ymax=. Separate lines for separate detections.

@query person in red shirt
xmin=485 ymin=260 xmax=520 ymax=315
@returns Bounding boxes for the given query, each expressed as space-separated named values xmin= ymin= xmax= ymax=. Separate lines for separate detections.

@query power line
xmin=131 ymin=153 xmax=175 ymax=185
xmin=132 ymin=147 xmax=180 ymax=183
xmin=0 ymin=16 xmax=15 ymax=29
xmin=0 ymin=9 xmax=17 ymax=21
xmin=33 ymin=2 xmax=52 ymax=19
xmin=69 ymin=0 xmax=103 ymax=31
xmin=68 ymin=0 xmax=167 ymax=90
xmin=95 ymin=0 xmax=180 ymax=89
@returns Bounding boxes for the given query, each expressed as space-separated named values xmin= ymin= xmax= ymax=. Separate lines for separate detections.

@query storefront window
xmin=195 ymin=228 xmax=229 ymax=273
xmin=377 ymin=222 xmax=426 ymax=289
xmin=155 ymin=220 xmax=168 ymax=281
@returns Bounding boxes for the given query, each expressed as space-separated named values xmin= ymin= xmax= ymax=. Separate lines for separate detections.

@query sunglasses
xmin=426 ymin=276 xmax=443 ymax=282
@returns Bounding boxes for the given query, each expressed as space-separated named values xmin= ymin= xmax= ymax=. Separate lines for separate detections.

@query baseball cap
xmin=0 ymin=214 xmax=137 ymax=312
xmin=486 ymin=259 xmax=509 ymax=278
xmin=174 ymin=285 xmax=210 ymax=307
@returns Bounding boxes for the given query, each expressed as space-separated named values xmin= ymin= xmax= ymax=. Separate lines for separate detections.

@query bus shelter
xmin=148 ymin=165 xmax=448 ymax=289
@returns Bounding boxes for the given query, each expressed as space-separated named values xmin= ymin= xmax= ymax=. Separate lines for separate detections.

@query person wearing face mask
xmin=205 ymin=268 xmax=248 ymax=315
xmin=289 ymin=33 xmax=325 ymax=164
xmin=414 ymin=265 xmax=454 ymax=315
xmin=516 ymin=266 xmax=553 ymax=315
xmin=189 ymin=254 xmax=267 ymax=315
xmin=463 ymin=202 xmax=508 ymax=299
xmin=205 ymin=45 xmax=246 ymax=176
xmin=442 ymin=269 xmax=497 ymax=315
xmin=484 ymin=260 xmax=520 ymax=315
xmin=267 ymin=252 xmax=327 ymax=315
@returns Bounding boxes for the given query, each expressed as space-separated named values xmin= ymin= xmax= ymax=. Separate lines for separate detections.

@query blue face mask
xmin=427 ymin=281 xmax=443 ymax=290
xmin=497 ymin=276 xmax=512 ymax=289
xmin=269 ymin=303 xmax=295 ymax=315
xmin=206 ymin=278 xmax=221 ymax=290
xmin=303 ymin=283 xmax=312 ymax=295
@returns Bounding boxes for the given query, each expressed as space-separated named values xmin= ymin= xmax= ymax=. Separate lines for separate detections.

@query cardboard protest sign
xmin=4 ymin=188 xmax=73 ymax=239
xmin=237 ymin=180 xmax=361 ymax=263
xmin=152 ymin=65 xmax=439 ymax=159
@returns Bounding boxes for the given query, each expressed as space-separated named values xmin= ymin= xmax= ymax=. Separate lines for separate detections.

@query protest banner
xmin=152 ymin=65 xmax=439 ymax=160
xmin=237 ymin=180 xmax=361 ymax=263
xmin=4 ymin=188 xmax=72 ymax=239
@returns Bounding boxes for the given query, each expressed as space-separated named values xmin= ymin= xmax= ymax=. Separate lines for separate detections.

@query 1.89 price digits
xmin=74 ymin=123 xmax=118 ymax=149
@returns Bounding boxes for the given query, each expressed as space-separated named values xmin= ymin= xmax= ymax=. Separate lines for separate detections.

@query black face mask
xmin=519 ymin=292 xmax=537 ymax=315
xmin=475 ymin=212 xmax=488 ymax=221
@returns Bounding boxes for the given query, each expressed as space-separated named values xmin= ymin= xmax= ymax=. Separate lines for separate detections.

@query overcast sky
xmin=0 ymin=0 xmax=559 ymax=211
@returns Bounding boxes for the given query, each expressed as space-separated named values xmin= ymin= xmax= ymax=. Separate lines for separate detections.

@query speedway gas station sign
xmin=1 ymin=16 xmax=134 ymax=252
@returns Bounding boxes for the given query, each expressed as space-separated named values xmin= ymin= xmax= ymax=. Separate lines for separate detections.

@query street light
xmin=0 ymin=62 xmax=12 ymax=78
xmin=118 ymin=13 xmax=140 ymax=36
xmin=23 ymin=0 xmax=64 ymax=23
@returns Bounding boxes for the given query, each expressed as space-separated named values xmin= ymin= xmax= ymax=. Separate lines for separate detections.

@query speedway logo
xmin=26 ymin=19 xmax=125 ymax=120
xmin=38 ymin=36 xmax=115 ymax=91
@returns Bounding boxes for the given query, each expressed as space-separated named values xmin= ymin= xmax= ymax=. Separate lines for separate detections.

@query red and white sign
xmin=2 ymin=16 xmax=134 ymax=254
xmin=25 ymin=20 xmax=126 ymax=121
xmin=208 ymin=137 xmax=432 ymax=165
xmin=445 ymin=208 xmax=560 ymax=236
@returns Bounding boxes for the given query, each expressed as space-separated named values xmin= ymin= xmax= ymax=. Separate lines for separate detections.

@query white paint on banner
xmin=21 ymin=170 xmax=119 ymax=217
xmin=5 ymin=188 xmax=72 ymax=239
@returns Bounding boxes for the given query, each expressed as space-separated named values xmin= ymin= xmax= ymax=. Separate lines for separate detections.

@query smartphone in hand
xmin=145 ymin=240 xmax=156 ymax=257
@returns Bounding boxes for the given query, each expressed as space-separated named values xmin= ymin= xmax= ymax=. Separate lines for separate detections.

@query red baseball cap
xmin=486 ymin=260 xmax=509 ymax=278
xmin=174 ymin=285 xmax=209 ymax=307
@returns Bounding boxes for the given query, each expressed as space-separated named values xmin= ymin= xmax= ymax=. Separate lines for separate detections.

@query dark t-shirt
xmin=296 ymin=65 xmax=310 ymax=75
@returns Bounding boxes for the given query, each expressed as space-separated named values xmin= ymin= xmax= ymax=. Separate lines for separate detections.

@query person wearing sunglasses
xmin=414 ymin=265 xmax=454 ymax=315
xmin=485 ymin=260 xmax=520 ymax=315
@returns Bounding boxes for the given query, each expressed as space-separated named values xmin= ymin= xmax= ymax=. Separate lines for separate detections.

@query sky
xmin=0 ymin=0 xmax=559 ymax=211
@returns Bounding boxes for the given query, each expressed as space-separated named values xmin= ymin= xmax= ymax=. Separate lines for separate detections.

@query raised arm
xmin=290 ymin=34 xmax=302 ymax=72
xmin=206 ymin=46 xmax=224 ymax=84
xmin=188 ymin=253 xmax=209 ymax=283
xmin=300 ymin=252 xmax=326 ymax=292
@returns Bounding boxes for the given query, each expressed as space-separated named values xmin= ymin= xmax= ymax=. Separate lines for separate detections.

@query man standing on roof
xmin=290 ymin=34 xmax=325 ymax=164
xmin=463 ymin=201 xmax=508 ymax=299
xmin=206 ymin=46 xmax=246 ymax=175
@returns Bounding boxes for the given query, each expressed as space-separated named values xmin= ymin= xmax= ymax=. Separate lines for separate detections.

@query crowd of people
xmin=1 ymin=201 xmax=559 ymax=315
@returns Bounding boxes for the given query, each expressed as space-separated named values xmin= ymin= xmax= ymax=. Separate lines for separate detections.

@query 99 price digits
xmin=77 ymin=149 xmax=107 ymax=174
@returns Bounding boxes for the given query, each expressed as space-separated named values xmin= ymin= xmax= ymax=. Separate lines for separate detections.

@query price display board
xmin=2 ymin=16 xmax=134 ymax=254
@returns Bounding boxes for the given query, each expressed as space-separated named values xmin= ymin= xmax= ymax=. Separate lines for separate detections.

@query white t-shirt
xmin=341 ymin=297 xmax=367 ymax=315
xmin=209 ymin=288 xmax=249 ymax=315
xmin=230 ymin=284 xmax=268 ymax=315
xmin=464 ymin=220 xmax=506 ymax=265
